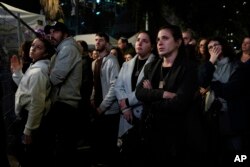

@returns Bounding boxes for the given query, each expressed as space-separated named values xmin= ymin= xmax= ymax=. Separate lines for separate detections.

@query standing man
xmin=90 ymin=32 xmax=120 ymax=167
xmin=44 ymin=21 xmax=82 ymax=167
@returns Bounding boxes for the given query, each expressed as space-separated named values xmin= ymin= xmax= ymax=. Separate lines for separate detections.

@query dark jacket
xmin=136 ymin=55 xmax=198 ymax=119
xmin=211 ymin=60 xmax=250 ymax=134
xmin=135 ymin=54 xmax=198 ymax=164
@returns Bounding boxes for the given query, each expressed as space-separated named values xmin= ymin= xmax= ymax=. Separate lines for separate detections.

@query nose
xmin=208 ymin=44 xmax=220 ymax=50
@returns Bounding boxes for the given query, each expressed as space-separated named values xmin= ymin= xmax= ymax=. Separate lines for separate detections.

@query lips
xmin=136 ymin=47 xmax=142 ymax=51
xmin=158 ymin=48 xmax=164 ymax=52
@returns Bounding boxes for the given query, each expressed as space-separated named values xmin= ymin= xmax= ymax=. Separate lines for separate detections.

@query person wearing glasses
xmin=198 ymin=36 xmax=238 ymax=167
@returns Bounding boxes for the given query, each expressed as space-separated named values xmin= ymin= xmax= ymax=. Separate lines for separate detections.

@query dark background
xmin=1 ymin=0 xmax=250 ymax=48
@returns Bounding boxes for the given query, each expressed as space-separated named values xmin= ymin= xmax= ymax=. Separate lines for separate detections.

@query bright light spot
xmin=243 ymin=2 xmax=247 ymax=5
xmin=222 ymin=5 xmax=226 ymax=8
xmin=96 ymin=0 xmax=100 ymax=4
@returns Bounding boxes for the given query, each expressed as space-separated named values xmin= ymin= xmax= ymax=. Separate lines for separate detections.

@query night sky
xmin=1 ymin=0 xmax=41 ymax=13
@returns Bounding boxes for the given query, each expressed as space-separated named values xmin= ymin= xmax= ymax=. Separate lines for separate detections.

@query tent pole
xmin=17 ymin=13 xmax=22 ymax=47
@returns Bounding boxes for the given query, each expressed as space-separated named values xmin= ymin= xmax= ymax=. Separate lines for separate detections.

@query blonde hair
xmin=40 ymin=0 xmax=64 ymax=20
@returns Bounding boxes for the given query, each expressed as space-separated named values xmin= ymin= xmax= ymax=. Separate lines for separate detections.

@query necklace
xmin=135 ymin=60 xmax=140 ymax=76
xmin=134 ymin=58 xmax=146 ymax=77
xmin=159 ymin=66 xmax=170 ymax=88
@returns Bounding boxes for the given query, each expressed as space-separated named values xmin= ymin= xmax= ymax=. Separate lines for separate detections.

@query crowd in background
xmin=0 ymin=21 xmax=250 ymax=167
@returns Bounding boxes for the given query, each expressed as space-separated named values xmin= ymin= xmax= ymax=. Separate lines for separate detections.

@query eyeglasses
xmin=208 ymin=43 xmax=221 ymax=50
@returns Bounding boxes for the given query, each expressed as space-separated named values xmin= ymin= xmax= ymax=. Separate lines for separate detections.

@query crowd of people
xmin=1 ymin=21 xmax=250 ymax=167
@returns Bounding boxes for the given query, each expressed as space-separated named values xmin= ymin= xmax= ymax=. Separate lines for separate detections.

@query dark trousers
xmin=90 ymin=113 xmax=120 ymax=166
xmin=46 ymin=101 xmax=78 ymax=167
xmin=119 ymin=118 xmax=149 ymax=167
xmin=0 ymin=108 xmax=10 ymax=167
xmin=13 ymin=109 xmax=51 ymax=167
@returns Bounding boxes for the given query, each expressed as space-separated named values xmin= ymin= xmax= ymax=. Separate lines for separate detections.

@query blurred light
xmin=60 ymin=3 xmax=65 ymax=6
xmin=96 ymin=11 xmax=101 ymax=15
xmin=96 ymin=0 xmax=100 ymax=3
xmin=243 ymin=2 xmax=247 ymax=5
xmin=222 ymin=5 xmax=226 ymax=8
xmin=236 ymin=10 xmax=240 ymax=14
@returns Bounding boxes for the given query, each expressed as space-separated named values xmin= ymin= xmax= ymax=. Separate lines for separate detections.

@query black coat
xmin=211 ymin=60 xmax=250 ymax=134
xmin=135 ymin=54 xmax=199 ymax=165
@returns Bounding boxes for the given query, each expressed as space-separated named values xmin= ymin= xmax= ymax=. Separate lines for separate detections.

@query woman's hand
xmin=123 ymin=109 xmax=133 ymax=123
xmin=10 ymin=55 xmax=23 ymax=73
xmin=143 ymin=80 xmax=152 ymax=89
xmin=199 ymin=87 xmax=209 ymax=96
xmin=22 ymin=134 xmax=32 ymax=145
xmin=163 ymin=91 xmax=176 ymax=99
xmin=209 ymin=46 xmax=222 ymax=64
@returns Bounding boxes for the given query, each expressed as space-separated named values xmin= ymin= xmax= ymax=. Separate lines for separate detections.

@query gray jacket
xmin=50 ymin=37 xmax=82 ymax=108
xmin=91 ymin=54 xmax=120 ymax=114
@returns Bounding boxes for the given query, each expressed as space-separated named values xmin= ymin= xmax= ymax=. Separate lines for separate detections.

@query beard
xmin=95 ymin=45 xmax=106 ymax=52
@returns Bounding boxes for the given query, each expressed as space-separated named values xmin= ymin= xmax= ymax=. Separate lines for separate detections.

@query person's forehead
xmin=182 ymin=32 xmax=191 ymax=37
xmin=95 ymin=36 xmax=105 ymax=40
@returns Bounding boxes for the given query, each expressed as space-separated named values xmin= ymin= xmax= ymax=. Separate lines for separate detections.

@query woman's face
xmin=199 ymin=39 xmax=207 ymax=56
xmin=29 ymin=38 xmax=47 ymax=61
xmin=92 ymin=50 xmax=99 ymax=59
xmin=135 ymin=32 xmax=152 ymax=58
xmin=208 ymin=40 xmax=222 ymax=57
xmin=157 ymin=29 xmax=180 ymax=58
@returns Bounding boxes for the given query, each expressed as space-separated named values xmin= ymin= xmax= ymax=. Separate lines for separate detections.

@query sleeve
xmin=50 ymin=46 xmax=77 ymax=86
xmin=198 ymin=61 xmax=215 ymax=88
xmin=99 ymin=57 xmax=120 ymax=111
xmin=12 ymin=69 xmax=23 ymax=85
xmin=114 ymin=62 xmax=128 ymax=100
xmin=153 ymin=64 xmax=198 ymax=113
xmin=135 ymin=64 xmax=164 ymax=103
xmin=211 ymin=65 xmax=248 ymax=100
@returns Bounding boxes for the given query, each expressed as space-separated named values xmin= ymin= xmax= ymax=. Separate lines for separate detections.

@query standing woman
xmin=135 ymin=24 xmax=198 ymax=167
xmin=11 ymin=36 xmax=55 ymax=167
xmin=195 ymin=37 xmax=209 ymax=65
xmin=198 ymin=37 xmax=238 ymax=167
xmin=115 ymin=30 xmax=156 ymax=167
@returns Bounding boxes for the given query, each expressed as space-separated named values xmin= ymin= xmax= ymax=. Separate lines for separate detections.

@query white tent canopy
xmin=0 ymin=2 xmax=45 ymax=50
xmin=74 ymin=33 xmax=118 ymax=49
xmin=0 ymin=2 xmax=45 ymax=30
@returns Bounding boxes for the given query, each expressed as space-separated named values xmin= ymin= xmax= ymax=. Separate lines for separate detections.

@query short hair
xmin=118 ymin=37 xmax=128 ymax=44
xmin=95 ymin=32 xmax=110 ymax=43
